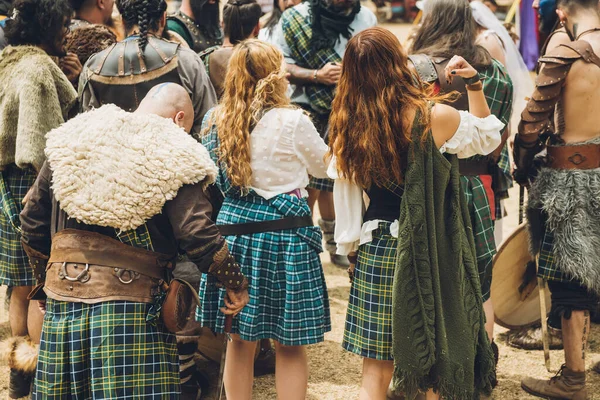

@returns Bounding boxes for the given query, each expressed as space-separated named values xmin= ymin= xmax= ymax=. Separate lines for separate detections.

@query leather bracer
xmin=208 ymin=242 xmax=248 ymax=292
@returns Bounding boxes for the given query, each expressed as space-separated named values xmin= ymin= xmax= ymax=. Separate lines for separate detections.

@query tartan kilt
xmin=537 ymin=226 xmax=566 ymax=282
xmin=307 ymin=177 xmax=334 ymax=192
xmin=460 ymin=175 xmax=497 ymax=302
xmin=343 ymin=222 xmax=395 ymax=361
xmin=197 ymin=193 xmax=331 ymax=346
xmin=0 ymin=164 xmax=36 ymax=287
xmin=33 ymin=299 xmax=180 ymax=399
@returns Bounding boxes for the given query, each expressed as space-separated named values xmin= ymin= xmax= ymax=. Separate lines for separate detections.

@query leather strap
xmin=217 ymin=216 xmax=314 ymax=236
xmin=459 ymin=159 xmax=491 ymax=176
xmin=546 ymin=143 xmax=600 ymax=170
xmin=48 ymin=229 xmax=173 ymax=280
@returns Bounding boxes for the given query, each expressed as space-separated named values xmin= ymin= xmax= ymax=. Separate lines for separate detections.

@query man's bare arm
xmin=286 ymin=62 xmax=342 ymax=86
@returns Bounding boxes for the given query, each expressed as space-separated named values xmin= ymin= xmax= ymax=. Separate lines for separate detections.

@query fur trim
xmin=0 ymin=46 xmax=78 ymax=171
xmin=45 ymin=104 xmax=218 ymax=231
xmin=528 ymin=138 xmax=600 ymax=295
xmin=0 ymin=336 xmax=38 ymax=372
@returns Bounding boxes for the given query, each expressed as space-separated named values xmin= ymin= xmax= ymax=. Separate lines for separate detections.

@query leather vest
xmin=167 ymin=11 xmax=223 ymax=53
xmin=84 ymin=36 xmax=183 ymax=112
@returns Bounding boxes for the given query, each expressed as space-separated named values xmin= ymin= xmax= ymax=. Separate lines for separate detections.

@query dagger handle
xmin=224 ymin=315 xmax=233 ymax=334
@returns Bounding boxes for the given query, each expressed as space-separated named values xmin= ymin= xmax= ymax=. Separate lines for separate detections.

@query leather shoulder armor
xmin=408 ymin=54 xmax=439 ymax=83
xmin=519 ymin=40 xmax=600 ymax=137
xmin=167 ymin=11 xmax=223 ymax=53
xmin=86 ymin=36 xmax=180 ymax=78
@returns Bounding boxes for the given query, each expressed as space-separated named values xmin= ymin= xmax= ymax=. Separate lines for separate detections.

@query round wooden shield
xmin=491 ymin=223 xmax=551 ymax=329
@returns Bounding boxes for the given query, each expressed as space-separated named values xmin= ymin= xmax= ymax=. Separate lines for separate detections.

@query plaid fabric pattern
xmin=461 ymin=176 xmax=496 ymax=302
xmin=0 ymin=164 xmax=36 ymax=286
xmin=281 ymin=7 xmax=341 ymax=114
xmin=343 ymin=222 xmax=395 ymax=360
xmin=537 ymin=225 xmax=565 ymax=282
xmin=198 ymin=116 xmax=331 ymax=346
xmin=33 ymin=299 xmax=180 ymax=399
xmin=114 ymin=224 xmax=154 ymax=251
xmin=307 ymin=176 xmax=334 ymax=192
xmin=480 ymin=60 xmax=514 ymax=220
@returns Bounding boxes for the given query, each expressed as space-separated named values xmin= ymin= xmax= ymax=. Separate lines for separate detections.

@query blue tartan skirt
xmin=343 ymin=222 xmax=396 ymax=361
xmin=197 ymin=193 xmax=331 ymax=346
xmin=33 ymin=299 xmax=180 ymax=399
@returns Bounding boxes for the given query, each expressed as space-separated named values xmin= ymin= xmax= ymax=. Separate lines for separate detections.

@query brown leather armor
xmin=167 ymin=11 xmax=223 ymax=53
xmin=409 ymin=54 xmax=470 ymax=111
xmin=519 ymin=40 xmax=600 ymax=140
xmin=514 ymin=40 xmax=600 ymax=184
xmin=83 ymin=36 xmax=183 ymax=112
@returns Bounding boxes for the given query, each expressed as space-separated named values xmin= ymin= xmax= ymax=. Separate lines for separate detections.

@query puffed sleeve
xmin=440 ymin=111 xmax=504 ymax=159
xmin=328 ymin=158 xmax=364 ymax=255
xmin=293 ymin=113 xmax=330 ymax=179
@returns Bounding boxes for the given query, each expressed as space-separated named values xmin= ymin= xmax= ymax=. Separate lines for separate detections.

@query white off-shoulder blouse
xmin=328 ymin=111 xmax=505 ymax=255
xmin=249 ymin=108 xmax=330 ymax=200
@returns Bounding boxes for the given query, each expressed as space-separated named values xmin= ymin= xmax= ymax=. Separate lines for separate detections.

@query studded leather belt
xmin=546 ymin=143 xmax=600 ymax=170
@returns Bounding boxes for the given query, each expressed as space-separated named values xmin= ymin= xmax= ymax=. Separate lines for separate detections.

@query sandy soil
xmin=0 ymin=20 xmax=598 ymax=400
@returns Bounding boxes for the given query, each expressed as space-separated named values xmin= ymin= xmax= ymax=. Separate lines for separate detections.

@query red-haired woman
xmin=328 ymin=27 xmax=503 ymax=400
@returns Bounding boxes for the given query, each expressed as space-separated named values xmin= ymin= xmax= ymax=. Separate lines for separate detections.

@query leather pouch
xmin=161 ymin=279 xmax=201 ymax=333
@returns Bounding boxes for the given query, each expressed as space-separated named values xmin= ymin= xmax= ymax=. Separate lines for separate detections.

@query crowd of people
xmin=0 ymin=0 xmax=598 ymax=399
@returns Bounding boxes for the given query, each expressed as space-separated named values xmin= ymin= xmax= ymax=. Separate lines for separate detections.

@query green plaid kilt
xmin=343 ymin=222 xmax=395 ymax=360
xmin=197 ymin=192 xmax=331 ymax=346
xmin=460 ymin=176 xmax=496 ymax=302
xmin=307 ymin=177 xmax=334 ymax=192
xmin=537 ymin=226 xmax=565 ymax=282
xmin=0 ymin=164 xmax=36 ymax=287
xmin=33 ymin=299 xmax=180 ymax=399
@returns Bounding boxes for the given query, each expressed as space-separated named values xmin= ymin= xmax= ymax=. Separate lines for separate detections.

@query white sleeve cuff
xmin=441 ymin=112 xmax=504 ymax=158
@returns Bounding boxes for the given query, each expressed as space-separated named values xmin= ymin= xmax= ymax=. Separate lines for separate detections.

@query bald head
xmin=136 ymin=83 xmax=195 ymax=133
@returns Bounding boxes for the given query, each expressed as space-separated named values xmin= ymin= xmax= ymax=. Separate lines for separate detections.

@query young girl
xmin=198 ymin=40 xmax=331 ymax=400
xmin=329 ymin=27 xmax=503 ymax=400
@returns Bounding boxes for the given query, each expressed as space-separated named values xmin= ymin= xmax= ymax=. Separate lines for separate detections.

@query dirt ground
xmin=0 ymin=21 xmax=598 ymax=400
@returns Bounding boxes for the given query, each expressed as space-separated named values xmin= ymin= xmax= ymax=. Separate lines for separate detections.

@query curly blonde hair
xmin=209 ymin=39 xmax=291 ymax=189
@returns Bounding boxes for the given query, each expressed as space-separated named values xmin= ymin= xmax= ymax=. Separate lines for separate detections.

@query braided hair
xmin=117 ymin=0 xmax=166 ymax=52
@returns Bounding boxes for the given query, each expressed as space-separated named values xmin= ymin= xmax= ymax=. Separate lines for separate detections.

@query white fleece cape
xmin=45 ymin=104 xmax=217 ymax=231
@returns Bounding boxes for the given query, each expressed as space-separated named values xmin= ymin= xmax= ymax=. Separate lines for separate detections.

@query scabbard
xmin=218 ymin=315 xmax=233 ymax=400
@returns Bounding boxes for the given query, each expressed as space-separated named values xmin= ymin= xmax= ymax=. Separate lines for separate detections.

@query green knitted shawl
xmin=391 ymin=121 xmax=496 ymax=399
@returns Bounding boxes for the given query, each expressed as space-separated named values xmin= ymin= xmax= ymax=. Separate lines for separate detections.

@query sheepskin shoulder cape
xmin=0 ymin=45 xmax=77 ymax=171
xmin=45 ymin=104 xmax=218 ymax=231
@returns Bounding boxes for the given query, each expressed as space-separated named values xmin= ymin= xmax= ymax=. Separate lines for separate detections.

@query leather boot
xmin=254 ymin=339 xmax=275 ymax=377
xmin=8 ymin=368 xmax=32 ymax=399
xmin=521 ymin=365 xmax=587 ymax=400
xmin=318 ymin=219 xmax=349 ymax=267
xmin=592 ymin=361 xmax=600 ymax=374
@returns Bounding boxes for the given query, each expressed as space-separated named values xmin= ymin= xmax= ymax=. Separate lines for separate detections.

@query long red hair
xmin=328 ymin=27 xmax=443 ymax=189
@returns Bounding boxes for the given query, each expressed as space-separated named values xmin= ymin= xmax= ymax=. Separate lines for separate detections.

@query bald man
xmin=136 ymin=82 xmax=195 ymax=133
xmin=19 ymin=86 xmax=249 ymax=398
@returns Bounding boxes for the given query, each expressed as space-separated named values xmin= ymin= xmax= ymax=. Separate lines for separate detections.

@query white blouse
xmin=329 ymin=111 xmax=504 ymax=255
xmin=249 ymin=108 xmax=329 ymax=199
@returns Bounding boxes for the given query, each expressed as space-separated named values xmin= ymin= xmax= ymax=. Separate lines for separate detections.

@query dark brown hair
xmin=223 ymin=0 xmax=262 ymax=45
xmin=410 ymin=0 xmax=491 ymax=68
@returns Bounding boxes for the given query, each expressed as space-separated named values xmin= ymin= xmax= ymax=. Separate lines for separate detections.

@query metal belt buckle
xmin=58 ymin=262 xmax=91 ymax=283
xmin=114 ymin=268 xmax=140 ymax=284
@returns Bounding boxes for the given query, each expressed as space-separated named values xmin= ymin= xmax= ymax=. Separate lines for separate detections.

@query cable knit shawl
xmin=45 ymin=105 xmax=218 ymax=231
xmin=0 ymin=46 xmax=77 ymax=171
xmin=391 ymin=120 xmax=495 ymax=399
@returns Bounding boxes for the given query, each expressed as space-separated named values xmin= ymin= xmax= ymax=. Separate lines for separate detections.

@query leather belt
xmin=547 ymin=143 xmax=600 ymax=170
xmin=44 ymin=262 xmax=160 ymax=304
xmin=459 ymin=159 xmax=491 ymax=176
xmin=218 ymin=216 xmax=314 ymax=236
xmin=48 ymin=229 xmax=173 ymax=280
